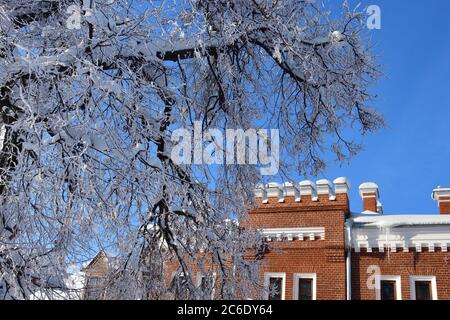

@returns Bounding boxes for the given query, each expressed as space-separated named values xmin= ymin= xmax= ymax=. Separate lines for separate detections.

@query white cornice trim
xmin=260 ymin=227 xmax=325 ymax=242
xmin=352 ymin=225 xmax=450 ymax=253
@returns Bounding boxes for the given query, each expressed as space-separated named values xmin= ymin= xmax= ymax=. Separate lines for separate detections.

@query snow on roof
xmin=432 ymin=187 xmax=450 ymax=200
xmin=333 ymin=177 xmax=349 ymax=184
xmin=359 ymin=182 xmax=378 ymax=189
xmin=350 ymin=213 xmax=450 ymax=228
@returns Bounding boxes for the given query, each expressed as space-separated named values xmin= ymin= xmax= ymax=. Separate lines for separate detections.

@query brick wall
xmin=439 ymin=196 xmax=450 ymax=214
xmin=352 ymin=249 xmax=450 ymax=300
xmin=362 ymin=193 xmax=378 ymax=212
xmin=84 ymin=183 xmax=450 ymax=300
xmin=249 ymin=193 xmax=349 ymax=300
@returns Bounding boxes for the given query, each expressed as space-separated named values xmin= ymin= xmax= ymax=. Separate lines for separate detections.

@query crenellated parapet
xmin=254 ymin=177 xmax=350 ymax=207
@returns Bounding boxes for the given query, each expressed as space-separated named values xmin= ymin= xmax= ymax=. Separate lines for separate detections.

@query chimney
xmin=432 ymin=186 xmax=450 ymax=214
xmin=359 ymin=182 xmax=382 ymax=214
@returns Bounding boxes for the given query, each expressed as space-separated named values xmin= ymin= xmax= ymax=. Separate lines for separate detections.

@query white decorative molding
xmin=254 ymin=177 xmax=350 ymax=203
xmin=432 ymin=187 xmax=450 ymax=213
xmin=254 ymin=184 xmax=266 ymax=199
xmin=334 ymin=177 xmax=350 ymax=194
xmin=352 ymin=224 xmax=450 ymax=253
xmin=359 ymin=182 xmax=379 ymax=198
xmin=432 ymin=187 xmax=450 ymax=200
xmin=266 ymin=183 xmax=283 ymax=199
xmin=316 ymin=179 xmax=331 ymax=195
xmin=283 ymin=182 xmax=300 ymax=201
xmin=316 ymin=179 xmax=336 ymax=200
xmin=299 ymin=180 xmax=317 ymax=200
xmin=260 ymin=227 xmax=325 ymax=242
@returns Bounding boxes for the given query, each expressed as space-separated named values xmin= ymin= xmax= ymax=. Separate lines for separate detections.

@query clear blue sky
xmin=317 ymin=0 xmax=450 ymax=214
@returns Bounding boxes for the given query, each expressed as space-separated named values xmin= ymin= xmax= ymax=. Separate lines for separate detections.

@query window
xmin=200 ymin=276 xmax=208 ymax=291
xmin=299 ymin=279 xmax=313 ymax=300
xmin=269 ymin=278 xmax=283 ymax=300
xmin=410 ymin=276 xmax=438 ymax=300
xmin=170 ymin=272 xmax=191 ymax=299
xmin=380 ymin=281 xmax=396 ymax=300
xmin=196 ymin=272 xmax=216 ymax=299
xmin=264 ymin=273 xmax=286 ymax=300
xmin=375 ymin=275 xmax=402 ymax=300
xmin=293 ymin=273 xmax=317 ymax=300
xmin=415 ymin=281 xmax=431 ymax=300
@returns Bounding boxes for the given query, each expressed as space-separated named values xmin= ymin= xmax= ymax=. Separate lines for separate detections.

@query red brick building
xmin=251 ymin=178 xmax=450 ymax=300
xmin=83 ymin=179 xmax=450 ymax=300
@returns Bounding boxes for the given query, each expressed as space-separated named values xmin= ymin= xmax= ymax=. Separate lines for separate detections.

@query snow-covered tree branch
xmin=0 ymin=0 xmax=383 ymax=299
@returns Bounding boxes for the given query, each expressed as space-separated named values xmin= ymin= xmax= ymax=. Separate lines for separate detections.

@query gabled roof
xmin=82 ymin=251 xmax=108 ymax=272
